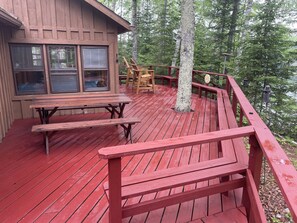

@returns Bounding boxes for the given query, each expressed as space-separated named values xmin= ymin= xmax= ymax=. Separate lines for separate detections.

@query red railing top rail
xmin=192 ymin=69 xmax=226 ymax=77
xmin=99 ymin=126 xmax=255 ymax=159
xmin=227 ymin=76 xmax=297 ymax=221
xmin=147 ymin=65 xmax=227 ymax=77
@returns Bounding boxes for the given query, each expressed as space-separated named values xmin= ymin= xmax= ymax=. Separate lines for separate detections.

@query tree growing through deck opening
xmin=132 ymin=0 xmax=138 ymax=62
xmin=175 ymin=0 xmax=195 ymax=112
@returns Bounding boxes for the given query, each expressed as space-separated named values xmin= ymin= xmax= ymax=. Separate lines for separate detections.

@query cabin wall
xmin=0 ymin=27 xmax=15 ymax=143
xmin=0 ymin=0 xmax=121 ymax=119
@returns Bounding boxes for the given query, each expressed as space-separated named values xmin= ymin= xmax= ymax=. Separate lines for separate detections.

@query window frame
xmin=10 ymin=44 xmax=46 ymax=95
xmin=47 ymin=45 xmax=79 ymax=94
xmin=81 ymin=46 xmax=110 ymax=92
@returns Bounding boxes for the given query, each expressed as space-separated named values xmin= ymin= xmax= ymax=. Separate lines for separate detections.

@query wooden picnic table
xmin=30 ymin=94 xmax=132 ymax=124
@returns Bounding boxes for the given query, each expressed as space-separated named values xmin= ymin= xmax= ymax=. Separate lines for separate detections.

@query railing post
xmin=168 ymin=66 xmax=171 ymax=77
xmin=232 ymin=94 xmax=238 ymax=117
xmin=108 ymin=158 xmax=122 ymax=223
xmin=248 ymin=135 xmax=263 ymax=189
xmin=226 ymin=77 xmax=231 ymax=96
xmin=242 ymin=135 xmax=263 ymax=222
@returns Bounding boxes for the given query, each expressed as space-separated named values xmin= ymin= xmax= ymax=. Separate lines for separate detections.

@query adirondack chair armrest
xmin=98 ymin=126 xmax=255 ymax=160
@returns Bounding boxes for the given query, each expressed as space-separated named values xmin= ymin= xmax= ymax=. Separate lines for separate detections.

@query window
xmin=48 ymin=46 xmax=78 ymax=93
xmin=10 ymin=45 xmax=46 ymax=95
xmin=82 ymin=46 xmax=109 ymax=91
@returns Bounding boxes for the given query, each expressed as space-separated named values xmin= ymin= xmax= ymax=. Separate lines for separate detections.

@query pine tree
xmin=237 ymin=0 xmax=297 ymax=138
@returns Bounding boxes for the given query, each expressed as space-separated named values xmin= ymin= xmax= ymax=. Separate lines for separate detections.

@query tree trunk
xmin=132 ymin=0 xmax=138 ymax=62
xmin=219 ymin=0 xmax=228 ymax=56
xmin=111 ymin=0 xmax=116 ymax=11
xmin=227 ymin=0 xmax=240 ymax=54
xmin=171 ymin=27 xmax=181 ymax=74
xmin=160 ymin=0 xmax=168 ymax=62
xmin=175 ymin=0 xmax=195 ymax=112
xmin=238 ymin=0 xmax=254 ymax=56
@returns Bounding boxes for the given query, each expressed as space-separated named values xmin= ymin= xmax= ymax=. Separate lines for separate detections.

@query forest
xmin=99 ymin=0 xmax=297 ymax=141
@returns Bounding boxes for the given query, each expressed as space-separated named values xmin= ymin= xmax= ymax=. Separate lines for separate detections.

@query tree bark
xmin=160 ymin=0 xmax=168 ymax=62
xmin=175 ymin=0 xmax=195 ymax=112
xmin=132 ymin=0 xmax=138 ymax=62
xmin=171 ymin=27 xmax=181 ymax=75
xmin=238 ymin=0 xmax=254 ymax=56
xmin=227 ymin=0 xmax=240 ymax=54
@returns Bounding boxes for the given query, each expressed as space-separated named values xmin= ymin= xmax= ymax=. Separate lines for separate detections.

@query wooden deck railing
xmin=150 ymin=66 xmax=297 ymax=221
xmin=116 ymin=64 xmax=297 ymax=221
xmin=226 ymin=76 xmax=297 ymax=221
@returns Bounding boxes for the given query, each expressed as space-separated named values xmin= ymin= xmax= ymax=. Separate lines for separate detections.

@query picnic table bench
xmin=32 ymin=117 xmax=140 ymax=155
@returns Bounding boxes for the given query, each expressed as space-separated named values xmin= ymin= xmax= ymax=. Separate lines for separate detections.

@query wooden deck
xmin=0 ymin=85 xmax=247 ymax=222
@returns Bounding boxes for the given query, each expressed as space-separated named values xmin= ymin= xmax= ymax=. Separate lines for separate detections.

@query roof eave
xmin=0 ymin=7 xmax=22 ymax=28
xmin=83 ymin=0 xmax=131 ymax=34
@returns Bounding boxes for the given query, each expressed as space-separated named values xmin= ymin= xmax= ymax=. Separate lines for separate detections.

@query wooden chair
xmin=123 ymin=57 xmax=134 ymax=87
xmin=130 ymin=59 xmax=155 ymax=94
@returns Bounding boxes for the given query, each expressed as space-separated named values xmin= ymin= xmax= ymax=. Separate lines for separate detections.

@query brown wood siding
xmin=0 ymin=0 xmax=122 ymax=119
xmin=0 ymin=27 xmax=14 ymax=142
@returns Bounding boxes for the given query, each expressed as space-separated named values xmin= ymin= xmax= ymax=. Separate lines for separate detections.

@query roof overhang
xmin=0 ymin=7 xmax=22 ymax=28
xmin=83 ymin=0 xmax=131 ymax=34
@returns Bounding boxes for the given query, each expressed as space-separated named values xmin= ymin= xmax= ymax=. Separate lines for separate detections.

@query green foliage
xmin=236 ymin=0 xmax=297 ymax=139
xmin=116 ymin=0 xmax=297 ymax=139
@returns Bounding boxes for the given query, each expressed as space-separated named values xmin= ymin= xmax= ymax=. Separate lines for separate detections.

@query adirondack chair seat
xmin=132 ymin=69 xmax=155 ymax=94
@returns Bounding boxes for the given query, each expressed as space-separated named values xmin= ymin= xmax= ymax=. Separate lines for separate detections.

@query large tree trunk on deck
xmin=171 ymin=27 xmax=181 ymax=74
xmin=132 ymin=0 xmax=138 ymax=62
xmin=175 ymin=0 xmax=195 ymax=112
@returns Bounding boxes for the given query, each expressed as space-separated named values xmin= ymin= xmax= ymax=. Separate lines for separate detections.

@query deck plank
xmin=0 ymin=86 xmax=245 ymax=223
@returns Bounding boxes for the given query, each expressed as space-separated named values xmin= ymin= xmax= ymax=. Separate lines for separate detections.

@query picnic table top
xmin=29 ymin=93 xmax=132 ymax=109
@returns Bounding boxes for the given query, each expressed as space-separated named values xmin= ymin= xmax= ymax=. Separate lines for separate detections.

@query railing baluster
xmin=232 ymin=94 xmax=238 ymax=117
xmin=239 ymin=107 xmax=244 ymax=127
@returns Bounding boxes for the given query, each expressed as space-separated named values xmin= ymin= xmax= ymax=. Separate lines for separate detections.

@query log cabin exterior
xmin=0 ymin=0 xmax=131 ymax=142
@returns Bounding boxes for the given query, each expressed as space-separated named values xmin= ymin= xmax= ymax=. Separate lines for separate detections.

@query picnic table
xmin=30 ymin=94 xmax=132 ymax=124
xmin=30 ymin=94 xmax=140 ymax=154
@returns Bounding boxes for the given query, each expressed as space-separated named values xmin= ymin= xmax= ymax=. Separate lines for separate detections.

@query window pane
xmin=11 ymin=45 xmax=43 ymax=70
xmin=49 ymin=46 xmax=76 ymax=69
xmin=82 ymin=47 xmax=108 ymax=69
xmin=50 ymin=75 xmax=78 ymax=93
xmin=15 ymin=71 xmax=46 ymax=94
xmin=48 ymin=46 xmax=78 ymax=93
xmin=84 ymin=70 xmax=109 ymax=91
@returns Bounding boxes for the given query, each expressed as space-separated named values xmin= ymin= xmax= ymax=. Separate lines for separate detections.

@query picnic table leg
xmin=37 ymin=109 xmax=43 ymax=124
xmin=111 ymin=107 xmax=115 ymax=119
xmin=105 ymin=106 xmax=116 ymax=119
xmin=40 ymin=108 xmax=47 ymax=124
xmin=129 ymin=127 xmax=133 ymax=143
xmin=43 ymin=132 xmax=49 ymax=155
xmin=118 ymin=103 xmax=126 ymax=118
xmin=108 ymin=158 xmax=122 ymax=222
